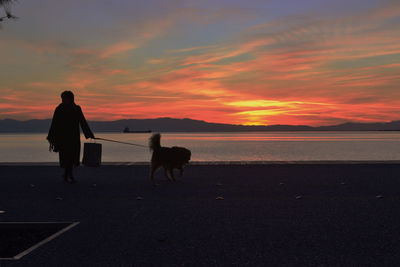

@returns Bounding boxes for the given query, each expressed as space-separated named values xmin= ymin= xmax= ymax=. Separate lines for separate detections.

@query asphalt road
xmin=1 ymin=163 xmax=400 ymax=266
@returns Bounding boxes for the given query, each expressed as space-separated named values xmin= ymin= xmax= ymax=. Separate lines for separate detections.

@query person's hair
xmin=61 ymin=90 xmax=74 ymax=100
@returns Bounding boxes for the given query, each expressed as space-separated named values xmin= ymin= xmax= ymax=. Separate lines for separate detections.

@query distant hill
xmin=0 ymin=117 xmax=400 ymax=133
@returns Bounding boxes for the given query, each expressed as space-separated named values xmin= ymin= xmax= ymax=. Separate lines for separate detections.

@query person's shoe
xmin=68 ymin=177 xmax=77 ymax=184
xmin=63 ymin=174 xmax=69 ymax=183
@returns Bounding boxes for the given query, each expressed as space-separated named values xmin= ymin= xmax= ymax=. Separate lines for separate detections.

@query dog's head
xmin=182 ymin=148 xmax=191 ymax=163
xmin=171 ymin=146 xmax=191 ymax=164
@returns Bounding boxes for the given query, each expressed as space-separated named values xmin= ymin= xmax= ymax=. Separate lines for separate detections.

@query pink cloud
xmin=100 ymin=41 xmax=138 ymax=58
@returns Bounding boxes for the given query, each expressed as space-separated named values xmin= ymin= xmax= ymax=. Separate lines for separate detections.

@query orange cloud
xmin=100 ymin=42 xmax=138 ymax=58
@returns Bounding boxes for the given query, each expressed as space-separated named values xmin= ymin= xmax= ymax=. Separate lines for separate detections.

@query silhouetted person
xmin=47 ymin=91 xmax=94 ymax=183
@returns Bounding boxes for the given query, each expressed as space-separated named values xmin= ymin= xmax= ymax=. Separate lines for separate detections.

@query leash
xmin=93 ymin=137 xmax=148 ymax=148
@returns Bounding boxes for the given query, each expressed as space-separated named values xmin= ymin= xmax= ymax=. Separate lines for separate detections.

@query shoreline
xmin=1 ymin=130 xmax=400 ymax=134
xmin=1 ymin=160 xmax=400 ymax=166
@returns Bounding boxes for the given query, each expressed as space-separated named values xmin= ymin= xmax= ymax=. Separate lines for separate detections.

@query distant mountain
xmin=0 ymin=117 xmax=400 ymax=133
xmin=317 ymin=121 xmax=400 ymax=131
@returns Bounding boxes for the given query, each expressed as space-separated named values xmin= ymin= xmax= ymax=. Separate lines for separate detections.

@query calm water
xmin=0 ymin=132 xmax=400 ymax=162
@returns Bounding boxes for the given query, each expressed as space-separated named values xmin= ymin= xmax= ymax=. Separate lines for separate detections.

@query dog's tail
xmin=149 ymin=133 xmax=161 ymax=151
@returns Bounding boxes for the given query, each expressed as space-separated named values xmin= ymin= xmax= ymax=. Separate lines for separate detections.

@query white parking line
xmin=0 ymin=221 xmax=80 ymax=260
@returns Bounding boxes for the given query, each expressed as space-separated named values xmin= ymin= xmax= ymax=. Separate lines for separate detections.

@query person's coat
xmin=47 ymin=103 xmax=94 ymax=167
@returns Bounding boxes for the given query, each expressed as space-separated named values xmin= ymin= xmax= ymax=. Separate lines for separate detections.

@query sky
xmin=0 ymin=0 xmax=399 ymax=126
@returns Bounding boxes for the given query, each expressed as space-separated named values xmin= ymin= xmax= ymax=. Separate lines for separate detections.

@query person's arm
xmin=47 ymin=107 xmax=59 ymax=151
xmin=77 ymin=105 xmax=95 ymax=139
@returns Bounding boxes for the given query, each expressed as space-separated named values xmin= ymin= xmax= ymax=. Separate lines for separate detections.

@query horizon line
xmin=1 ymin=117 xmax=399 ymax=128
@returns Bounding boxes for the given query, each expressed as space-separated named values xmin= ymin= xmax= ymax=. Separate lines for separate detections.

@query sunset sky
xmin=0 ymin=0 xmax=399 ymax=126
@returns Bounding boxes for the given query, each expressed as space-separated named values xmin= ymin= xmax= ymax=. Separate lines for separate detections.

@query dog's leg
xmin=170 ymin=168 xmax=176 ymax=181
xmin=164 ymin=166 xmax=172 ymax=181
xmin=150 ymin=165 xmax=159 ymax=186
xmin=179 ymin=166 xmax=184 ymax=177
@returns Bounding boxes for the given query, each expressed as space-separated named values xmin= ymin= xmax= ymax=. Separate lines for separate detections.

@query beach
xmin=1 ymin=162 xmax=400 ymax=266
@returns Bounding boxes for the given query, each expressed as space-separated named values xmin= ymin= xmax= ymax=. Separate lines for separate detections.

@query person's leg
xmin=66 ymin=164 xmax=76 ymax=183
xmin=60 ymin=150 xmax=75 ymax=183
xmin=63 ymin=167 xmax=69 ymax=182
xmin=60 ymin=151 xmax=68 ymax=182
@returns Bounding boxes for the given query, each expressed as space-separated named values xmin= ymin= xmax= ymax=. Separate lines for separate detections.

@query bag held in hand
xmin=82 ymin=143 xmax=102 ymax=167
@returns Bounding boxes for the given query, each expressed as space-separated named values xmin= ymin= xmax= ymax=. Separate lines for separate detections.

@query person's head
xmin=61 ymin=91 xmax=74 ymax=105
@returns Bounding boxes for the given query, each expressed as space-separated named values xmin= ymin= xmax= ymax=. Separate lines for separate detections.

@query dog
xmin=149 ymin=133 xmax=191 ymax=185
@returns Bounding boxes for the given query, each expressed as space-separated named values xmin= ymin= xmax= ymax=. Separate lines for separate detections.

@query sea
xmin=1 ymin=132 xmax=400 ymax=163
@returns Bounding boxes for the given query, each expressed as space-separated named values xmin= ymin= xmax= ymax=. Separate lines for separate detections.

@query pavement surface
xmin=1 ymin=163 xmax=400 ymax=266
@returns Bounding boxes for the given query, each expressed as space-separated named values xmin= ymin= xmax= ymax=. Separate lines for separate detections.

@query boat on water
xmin=123 ymin=127 xmax=152 ymax=133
